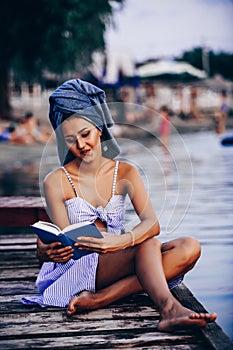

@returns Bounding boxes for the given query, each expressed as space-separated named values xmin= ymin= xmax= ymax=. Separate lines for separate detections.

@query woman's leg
xmin=161 ymin=236 xmax=201 ymax=281
xmin=67 ymin=236 xmax=200 ymax=314
xmin=68 ymin=237 xmax=216 ymax=330
xmin=95 ymin=237 xmax=201 ymax=290
xmin=128 ymin=238 xmax=216 ymax=331
xmin=67 ymin=275 xmax=142 ymax=314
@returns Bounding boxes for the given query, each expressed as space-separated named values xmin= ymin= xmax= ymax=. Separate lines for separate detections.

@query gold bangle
xmin=129 ymin=230 xmax=135 ymax=247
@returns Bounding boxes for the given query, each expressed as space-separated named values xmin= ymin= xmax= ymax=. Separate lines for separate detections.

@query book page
xmin=32 ymin=221 xmax=61 ymax=235
xmin=63 ymin=221 xmax=93 ymax=233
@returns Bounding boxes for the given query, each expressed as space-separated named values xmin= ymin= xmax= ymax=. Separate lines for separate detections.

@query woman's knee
xmin=178 ymin=237 xmax=201 ymax=265
xmin=137 ymin=237 xmax=162 ymax=252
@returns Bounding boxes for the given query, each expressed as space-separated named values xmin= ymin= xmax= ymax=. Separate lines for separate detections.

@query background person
xmin=158 ymin=105 xmax=171 ymax=148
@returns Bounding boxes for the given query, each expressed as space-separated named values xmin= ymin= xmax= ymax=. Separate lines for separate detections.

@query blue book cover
xmin=31 ymin=221 xmax=103 ymax=260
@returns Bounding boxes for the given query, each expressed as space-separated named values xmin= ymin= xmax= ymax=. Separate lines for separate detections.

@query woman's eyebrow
xmin=64 ymin=127 xmax=88 ymax=137
xmin=77 ymin=127 xmax=88 ymax=135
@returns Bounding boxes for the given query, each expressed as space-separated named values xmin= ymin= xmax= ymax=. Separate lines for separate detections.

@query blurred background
xmin=0 ymin=0 xmax=232 ymax=340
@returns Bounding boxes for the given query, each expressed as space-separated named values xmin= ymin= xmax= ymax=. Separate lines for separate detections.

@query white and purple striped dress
xmin=22 ymin=160 xmax=183 ymax=307
xmin=22 ymin=161 xmax=126 ymax=307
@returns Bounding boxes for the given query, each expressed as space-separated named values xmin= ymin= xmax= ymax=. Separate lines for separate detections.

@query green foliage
xmin=0 ymin=0 xmax=124 ymax=116
xmin=209 ymin=51 xmax=233 ymax=80
xmin=178 ymin=47 xmax=203 ymax=71
xmin=0 ymin=0 xmax=124 ymax=80
xmin=176 ymin=47 xmax=233 ymax=80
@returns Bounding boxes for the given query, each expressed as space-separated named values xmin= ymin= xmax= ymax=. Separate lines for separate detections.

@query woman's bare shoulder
xmin=43 ymin=167 xmax=63 ymax=187
xmin=119 ymin=160 xmax=140 ymax=177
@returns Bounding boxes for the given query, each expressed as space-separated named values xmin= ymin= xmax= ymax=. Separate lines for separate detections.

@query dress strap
xmin=112 ymin=161 xmax=119 ymax=196
xmin=61 ymin=166 xmax=78 ymax=197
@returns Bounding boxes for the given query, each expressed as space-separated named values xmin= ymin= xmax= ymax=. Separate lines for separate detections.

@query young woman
xmin=22 ymin=79 xmax=217 ymax=332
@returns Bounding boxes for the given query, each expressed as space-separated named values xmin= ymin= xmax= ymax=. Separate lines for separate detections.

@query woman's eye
xmin=81 ymin=131 xmax=90 ymax=138
xmin=65 ymin=138 xmax=76 ymax=144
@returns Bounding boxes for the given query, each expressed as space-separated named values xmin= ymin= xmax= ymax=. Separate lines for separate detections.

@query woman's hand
xmin=74 ymin=232 xmax=128 ymax=254
xmin=37 ymin=238 xmax=74 ymax=263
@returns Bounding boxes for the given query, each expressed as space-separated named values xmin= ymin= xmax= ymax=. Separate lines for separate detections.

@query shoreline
xmin=2 ymin=112 xmax=232 ymax=136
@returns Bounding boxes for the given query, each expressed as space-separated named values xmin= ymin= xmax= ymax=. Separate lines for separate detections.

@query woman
xmin=22 ymin=79 xmax=217 ymax=332
xmin=158 ymin=105 xmax=171 ymax=148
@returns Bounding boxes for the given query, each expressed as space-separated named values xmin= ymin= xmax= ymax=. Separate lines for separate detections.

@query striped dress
xmin=22 ymin=161 xmax=125 ymax=307
xmin=22 ymin=160 xmax=182 ymax=307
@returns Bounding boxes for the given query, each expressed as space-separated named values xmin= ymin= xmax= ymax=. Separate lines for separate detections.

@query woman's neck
xmin=75 ymin=156 xmax=111 ymax=175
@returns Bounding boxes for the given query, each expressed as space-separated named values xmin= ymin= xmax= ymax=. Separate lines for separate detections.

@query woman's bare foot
xmin=157 ymin=299 xmax=217 ymax=332
xmin=67 ymin=291 xmax=100 ymax=316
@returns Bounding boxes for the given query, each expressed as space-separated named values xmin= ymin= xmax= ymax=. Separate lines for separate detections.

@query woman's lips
xmin=80 ymin=149 xmax=91 ymax=156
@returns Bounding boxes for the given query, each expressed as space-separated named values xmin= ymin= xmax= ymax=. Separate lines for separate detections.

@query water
xmin=0 ymin=129 xmax=232 ymax=339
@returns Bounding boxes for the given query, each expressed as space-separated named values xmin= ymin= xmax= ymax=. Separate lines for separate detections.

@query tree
xmin=209 ymin=51 xmax=233 ymax=80
xmin=176 ymin=47 xmax=233 ymax=80
xmin=0 ymin=0 xmax=124 ymax=119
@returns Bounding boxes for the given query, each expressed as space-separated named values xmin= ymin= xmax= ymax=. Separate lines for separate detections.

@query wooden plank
xmin=0 ymin=333 xmax=210 ymax=350
xmin=0 ymin=288 xmax=230 ymax=349
xmin=0 ymin=295 xmax=154 ymax=314
xmin=0 ymin=234 xmax=37 ymax=251
xmin=0 ymin=281 xmax=37 ymax=295
xmin=0 ymin=235 xmax=37 ymax=244
xmin=0 ymin=244 xmax=36 ymax=251
xmin=0 ymin=302 xmax=210 ymax=349
xmin=0 ymin=293 xmax=154 ymax=313
xmin=0 ymin=203 xmax=232 ymax=350
xmin=0 ymin=290 xmax=225 ymax=350
xmin=0 ymin=268 xmax=39 ymax=280
xmin=0 ymin=261 xmax=38 ymax=269
xmin=0 ymin=253 xmax=38 ymax=267
xmin=0 ymin=196 xmax=49 ymax=226
xmin=0 ymin=313 xmax=160 ymax=337
xmin=0 ymin=300 xmax=60 ymax=314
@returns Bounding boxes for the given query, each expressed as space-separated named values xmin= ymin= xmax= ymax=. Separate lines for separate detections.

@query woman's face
xmin=62 ymin=117 xmax=102 ymax=163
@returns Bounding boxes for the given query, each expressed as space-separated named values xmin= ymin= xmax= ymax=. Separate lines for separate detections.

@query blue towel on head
xmin=49 ymin=79 xmax=120 ymax=165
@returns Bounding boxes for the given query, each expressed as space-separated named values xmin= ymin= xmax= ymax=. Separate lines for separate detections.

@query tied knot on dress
xmin=95 ymin=205 xmax=109 ymax=224
xmin=49 ymin=79 xmax=120 ymax=165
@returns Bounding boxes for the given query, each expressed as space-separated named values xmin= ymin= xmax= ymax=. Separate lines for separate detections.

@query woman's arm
xmin=43 ymin=169 xmax=70 ymax=229
xmin=36 ymin=169 xmax=74 ymax=263
xmin=75 ymin=162 xmax=160 ymax=253
xmin=120 ymin=162 xmax=160 ymax=244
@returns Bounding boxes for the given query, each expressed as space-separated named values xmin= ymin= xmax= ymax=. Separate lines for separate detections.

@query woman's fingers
xmin=48 ymin=243 xmax=74 ymax=262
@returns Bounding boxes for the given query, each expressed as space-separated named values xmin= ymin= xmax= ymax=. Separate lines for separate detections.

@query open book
xmin=31 ymin=221 xmax=103 ymax=260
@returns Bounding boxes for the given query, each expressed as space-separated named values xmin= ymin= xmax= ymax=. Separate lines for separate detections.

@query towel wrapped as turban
xmin=49 ymin=79 xmax=120 ymax=165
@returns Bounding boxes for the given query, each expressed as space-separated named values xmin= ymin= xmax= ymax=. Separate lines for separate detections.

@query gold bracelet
xmin=129 ymin=230 xmax=135 ymax=247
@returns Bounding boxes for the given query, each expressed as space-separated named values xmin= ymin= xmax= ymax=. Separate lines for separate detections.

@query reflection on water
xmin=0 ymin=130 xmax=232 ymax=339
xmin=0 ymin=162 xmax=39 ymax=196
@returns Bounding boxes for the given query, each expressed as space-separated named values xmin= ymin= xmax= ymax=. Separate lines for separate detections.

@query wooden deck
xmin=0 ymin=197 xmax=232 ymax=349
xmin=0 ymin=196 xmax=49 ymax=226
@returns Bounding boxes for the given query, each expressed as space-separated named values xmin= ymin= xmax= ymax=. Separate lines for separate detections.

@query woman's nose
xmin=76 ymin=136 xmax=85 ymax=149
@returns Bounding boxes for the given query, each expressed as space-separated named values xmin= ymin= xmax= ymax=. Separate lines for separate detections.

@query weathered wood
xmin=0 ymin=196 xmax=49 ymax=226
xmin=0 ymin=268 xmax=38 ymax=280
xmin=0 ymin=293 xmax=154 ymax=312
xmin=0 ymin=311 xmax=159 ymax=336
xmin=0 ymin=333 xmax=210 ymax=350
xmin=0 ymin=202 xmax=232 ymax=350
xmin=0 ymin=235 xmax=36 ymax=245
xmin=0 ymin=281 xmax=37 ymax=295
xmin=0 ymin=250 xmax=38 ymax=265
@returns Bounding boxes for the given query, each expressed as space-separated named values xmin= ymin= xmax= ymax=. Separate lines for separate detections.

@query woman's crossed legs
xmin=67 ymin=237 xmax=217 ymax=332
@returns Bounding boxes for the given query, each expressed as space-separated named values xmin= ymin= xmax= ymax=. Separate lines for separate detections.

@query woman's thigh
xmin=96 ymin=237 xmax=162 ymax=289
xmin=96 ymin=247 xmax=136 ymax=289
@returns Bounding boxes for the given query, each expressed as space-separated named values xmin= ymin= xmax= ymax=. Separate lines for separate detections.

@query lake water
xmin=0 ymin=128 xmax=232 ymax=340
